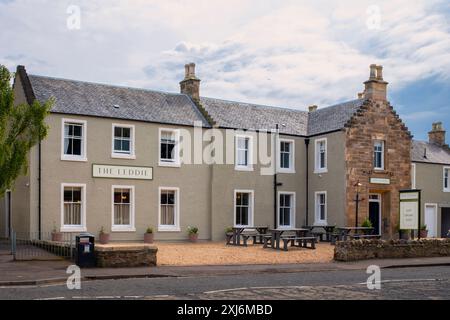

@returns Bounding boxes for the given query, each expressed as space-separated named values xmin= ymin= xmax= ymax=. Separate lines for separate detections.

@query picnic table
xmin=266 ymin=228 xmax=310 ymax=250
xmin=227 ymin=226 xmax=269 ymax=246
xmin=303 ymin=225 xmax=336 ymax=242
xmin=332 ymin=227 xmax=374 ymax=243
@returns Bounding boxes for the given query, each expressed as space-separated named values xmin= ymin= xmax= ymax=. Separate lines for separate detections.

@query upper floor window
xmin=278 ymin=139 xmax=295 ymax=173
xmin=315 ymin=138 xmax=327 ymax=173
xmin=373 ymin=140 xmax=385 ymax=170
xmin=235 ymin=135 xmax=253 ymax=171
xmin=112 ymin=124 xmax=135 ymax=159
xmin=444 ymin=167 xmax=450 ymax=192
xmin=61 ymin=119 xmax=87 ymax=161
xmin=159 ymin=129 xmax=180 ymax=167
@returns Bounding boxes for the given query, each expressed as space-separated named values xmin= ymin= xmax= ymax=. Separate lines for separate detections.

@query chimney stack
xmin=428 ymin=122 xmax=447 ymax=147
xmin=308 ymin=105 xmax=318 ymax=112
xmin=363 ymin=64 xmax=388 ymax=101
xmin=180 ymin=62 xmax=201 ymax=102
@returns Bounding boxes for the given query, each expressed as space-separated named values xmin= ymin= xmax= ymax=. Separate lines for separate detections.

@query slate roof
xmin=28 ymin=75 xmax=211 ymax=127
xmin=200 ymin=97 xmax=309 ymax=136
xmin=307 ymin=99 xmax=363 ymax=136
xmin=411 ymin=140 xmax=450 ymax=165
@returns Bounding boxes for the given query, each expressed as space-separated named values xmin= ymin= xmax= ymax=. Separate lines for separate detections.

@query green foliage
xmin=0 ymin=65 xmax=52 ymax=197
xmin=146 ymin=226 xmax=153 ymax=234
xmin=420 ymin=224 xmax=427 ymax=231
xmin=225 ymin=226 xmax=233 ymax=233
xmin=187 ymin=226 xmax=199 ymax=235
xmin=361 ymin=218 xmax=373 ymax=228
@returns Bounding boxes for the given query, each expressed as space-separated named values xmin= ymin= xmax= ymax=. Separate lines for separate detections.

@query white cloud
xmin=1 ymin=0 xmax=450 ymax=110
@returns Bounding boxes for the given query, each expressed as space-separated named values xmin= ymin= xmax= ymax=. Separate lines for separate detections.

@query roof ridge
xmin=28 ymin=74 xmax=187 ymax=97
xmin=201 ymin=96 xmax=307 ymax=113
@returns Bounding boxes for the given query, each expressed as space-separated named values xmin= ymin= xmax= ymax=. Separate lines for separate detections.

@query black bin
xmin=75 ymin=233 xmax=96 ymax=267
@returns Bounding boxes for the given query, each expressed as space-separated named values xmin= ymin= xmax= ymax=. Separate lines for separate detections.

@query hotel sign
xmin=399 ymin=190 xmax=420 ymax=230
xmin=93 ymin=165 xmax=153 ymax=180
xmin=370 ymin=177 xmax=390 ymax=185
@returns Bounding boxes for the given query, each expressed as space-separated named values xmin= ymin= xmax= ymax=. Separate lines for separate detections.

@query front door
xmin=442 ymin=208 xmax=450 ymax=238
xmin=424 ymin=204 xmax=437 ymax=237
xmin=369 ymin=194 xmax=381 ymax=235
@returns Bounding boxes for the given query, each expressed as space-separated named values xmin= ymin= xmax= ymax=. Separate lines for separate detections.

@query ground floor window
xmin=315 ymin=191 xmax=327 ymax=225
xmin=61 ymin=183 xmax=86 ymax=232
xmin=234 ymin=190 xmax=253 ymax=227
xmin=159 ymin=187 xmax=180 ymax=231
xmin=278 ymin=192 xmax=295 ymax=228
xmin=112 ymin=186 xmax=135 ymax=232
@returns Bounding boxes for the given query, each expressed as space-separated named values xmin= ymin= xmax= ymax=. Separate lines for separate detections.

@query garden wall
xmin=334 ymin=239 xmax=450 ymax=261
xmin=95 ymin=244 xmax=158 ymax=267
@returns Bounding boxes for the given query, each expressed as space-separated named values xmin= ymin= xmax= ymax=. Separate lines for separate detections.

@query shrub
xmin=187 ymin=226 xmax=199 ymax=235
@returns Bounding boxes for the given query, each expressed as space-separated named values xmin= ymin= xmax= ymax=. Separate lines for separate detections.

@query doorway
xmin=369 ymin=194 xmax=381 ymax=235
xmin=424 ymin=204 xmax=437 ymax=238
xmin=442 ymin=208 xmax=450 ymax=238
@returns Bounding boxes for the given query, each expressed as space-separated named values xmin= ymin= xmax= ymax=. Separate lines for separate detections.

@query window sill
xmin=444 ymin=189 xmax=450 ymax=193
xmin=111 ymin=227 xmax=136 ymax=232
xmin=60 ymin=226 xmax=87 ymax=233
xmin=158 ymin=226 xmax=181 ymax=232
xmin=234 ymin=166 xmax=254 ymax=172
xmin=278 ymin=168 xmax=296 ymax=174
xmin=314 ymin=221 xmax=327 ymax=226
xmin=61 ymin=156 xmax=87 ymax=162
xmin=111 ymin=153 xmax=136 ymax=160
xmin=314 ymin=169 xmax=328 ymax=174
xmin=158 ymin=161 xmax=181 ymax=168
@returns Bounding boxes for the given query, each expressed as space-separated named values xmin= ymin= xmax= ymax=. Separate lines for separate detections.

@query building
xmin=1 ymin=64 xmax=449 ymax=241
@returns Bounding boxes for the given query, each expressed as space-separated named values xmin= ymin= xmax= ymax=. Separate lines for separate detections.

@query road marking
xmin=34 ymin=297 xmax=66 ymax=300
xmin=203 ymin=287 xmax=248 ymax=294
xmin=357 ymin=278 xmax=440 ymax=285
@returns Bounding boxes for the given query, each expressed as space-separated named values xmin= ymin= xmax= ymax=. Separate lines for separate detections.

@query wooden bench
xmin=262 ymin=235 xmax=273 ymax=248
xmin=281 ymin=236 xmax=316 ymax=251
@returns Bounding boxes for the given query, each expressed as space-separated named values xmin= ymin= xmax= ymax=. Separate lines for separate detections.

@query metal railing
xmin=11 ymin=230 xmax=76 ymax=261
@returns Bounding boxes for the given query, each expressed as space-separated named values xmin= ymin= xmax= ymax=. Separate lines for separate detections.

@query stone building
xmin=0 ymin=64 xmax=449 ymax=241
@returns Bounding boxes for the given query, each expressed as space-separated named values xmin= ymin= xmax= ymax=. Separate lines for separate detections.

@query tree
xmin=0 ymin=65 xmax=52 ymax=197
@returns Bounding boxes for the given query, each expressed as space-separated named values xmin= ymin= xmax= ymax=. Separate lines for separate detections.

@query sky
xmin=1 ymin=0 xmax=449 ymax=141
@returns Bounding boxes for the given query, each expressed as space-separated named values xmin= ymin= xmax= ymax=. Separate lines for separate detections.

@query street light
xmin=354 ymin=181 xmax=364 ymax=228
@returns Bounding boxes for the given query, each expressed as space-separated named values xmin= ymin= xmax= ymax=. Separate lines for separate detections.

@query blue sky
xmin=1 ymin=0 xmax=449 ymax=141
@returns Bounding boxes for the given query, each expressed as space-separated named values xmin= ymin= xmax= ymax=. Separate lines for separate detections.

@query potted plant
xmin=187 ymin=226 xmax=199 ymax=242
xmin=144 ymin=227 xmax=154 ymax=244
xmin=51 ymin=222 xmax=63 ymax=242
xmin=99 ymin=226 xmax=110 ymax=244
xmin=419 ymin=224 xmax=428 ymax=238
xmin=361 ymin=218 xmax=373 ymax=234
xmin=399 ymin=229 xmax=411 ymax=240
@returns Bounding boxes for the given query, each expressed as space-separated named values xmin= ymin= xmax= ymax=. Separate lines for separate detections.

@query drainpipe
xmin=305 ymin=138 xmax=310 ymax=226
xmin=38 ymin=141 xmax=42 ymax=240
xmin=274 ymin=125 xmax=279 ymax=229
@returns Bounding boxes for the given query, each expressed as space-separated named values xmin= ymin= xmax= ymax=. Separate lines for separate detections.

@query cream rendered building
xmin=1 ymin=64 xmax=449 ymax=241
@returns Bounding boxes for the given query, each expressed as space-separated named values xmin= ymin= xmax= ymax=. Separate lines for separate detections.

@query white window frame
xmin=314 ymin=191 xmax=327 ymax=225
xmin=158 ymin=187 xmax=180 ymax=232
xmin=61 ymin=118 xmax=87 ymax=162
xmin=111 ymin=185 xmax=136 ymax=232
xmin=60 ymin=183 xmax=87 ymax=232
xmin=277 ymin=138 xmax=295 ymax=173
xmin=373 ymin=140 xmax=385 ymax=170
xmin=233 ymin=189 xmax=254 ymax=227
xmin=235 ymin=134 xmax=254 ymax=171
xmin=277 ymin=191 xmax=296 ymax=228
xmin=111 ymin=123 xmax=136 ymax=159
xmin=411 ymin=163 xmax=416 ymax=189
xmin=158 ymin=128 xmax=181 ymax=167
xmin=444 ymin=167 xmax=450 ymax=192
xmin=314 ymin=138 xmax=327 ymax=173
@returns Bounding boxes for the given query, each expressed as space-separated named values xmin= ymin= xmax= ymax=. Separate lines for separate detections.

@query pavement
xmin=1 ymin=249 xmax=450 ymax=287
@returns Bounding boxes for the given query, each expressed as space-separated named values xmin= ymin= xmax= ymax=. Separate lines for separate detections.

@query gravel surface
xmin=156 ymin=242 xmax=334 ymax=266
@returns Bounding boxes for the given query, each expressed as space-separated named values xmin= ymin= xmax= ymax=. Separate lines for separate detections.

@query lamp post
xmin=354 ymin=181 xmax=364 ymax=228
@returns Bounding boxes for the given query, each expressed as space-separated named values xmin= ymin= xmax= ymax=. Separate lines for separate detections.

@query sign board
xmin=370 ymin=177 xmax=390 ymax=185
xmin=93 ymin=165 xmax=153 ymax=180
xmin=399 ymin=190 xmax=420 ymax=230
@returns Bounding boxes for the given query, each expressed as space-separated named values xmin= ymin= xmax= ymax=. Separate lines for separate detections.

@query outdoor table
xmin=335 ymin=227 xmax=374 ymax=241
xmin=268 ymin=228 xmax=309 ymax=250
xmin=230 ymin=226 xmax=269 ymax=246
xmin=303 ymin=225 xmax=336 ymax=242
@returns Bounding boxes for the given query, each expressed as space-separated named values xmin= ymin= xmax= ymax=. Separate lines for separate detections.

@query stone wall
xmin=334 ymin=239 xmax=450 ymax=261
xmin=95 ymin=244 xmax=158 ymax=268
xmin=344 ymin=99 xmax=412 ymax=238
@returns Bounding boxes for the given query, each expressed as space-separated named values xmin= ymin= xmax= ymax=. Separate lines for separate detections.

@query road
xmin=0 ymin=265 xmax=449 ymax=300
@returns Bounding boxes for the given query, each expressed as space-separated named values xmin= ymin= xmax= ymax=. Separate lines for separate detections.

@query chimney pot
xmin=428 ymin=122 xmax=446 ymax=147
xmin=376 ymin=65 xmax=383 ymax=80
xmin=308 ymin=105 xmax=318 ymax=112
xmin=180 ymin=62 xmax=201 ymax=101
xmin=363 ymin=64 xmax=388 ymax=101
